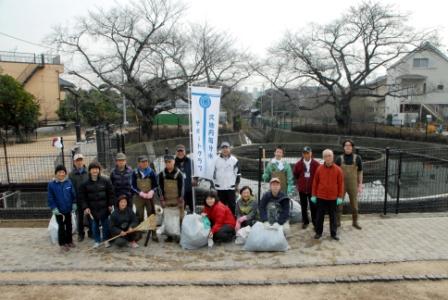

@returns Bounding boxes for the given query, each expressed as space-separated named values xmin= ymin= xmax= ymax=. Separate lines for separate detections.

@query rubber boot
xmin=352 ymin=212 xmax=362 ymax=230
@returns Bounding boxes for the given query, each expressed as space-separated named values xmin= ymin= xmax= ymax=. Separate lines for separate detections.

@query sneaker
xmin=302 ymin=223 xmax=309 ymax=229
xmin=314 ymin=234 xmax=322 ymax=240
xmin=130 ymin=241 xmax=139 ymax=249
xmin=331 ymin=235 xmax=340 ymax=241
xmin=60 ymin=245 xmax=70 ymax=252
xmin=104 ymin=241 xmax=111 ymax=248
xmin=67 ymin=243 xmax=76 ymax=248
xmin=92 ymin=242 xmax=100 ymax=249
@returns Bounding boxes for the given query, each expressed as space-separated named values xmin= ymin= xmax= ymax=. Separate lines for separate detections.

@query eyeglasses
xmin=177 ymin=149 xmax=185 ymax=152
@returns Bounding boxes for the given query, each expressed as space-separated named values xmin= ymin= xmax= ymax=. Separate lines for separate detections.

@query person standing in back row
xmin=293 ymin=146 xmax=320 ymax=229
xmin=213 ymin=141 xmax=241 ymax=216
xmin=335 ymin=139 xmax=363 ymax=230
xmin=263 ymin=145 xmax=294 ymax=196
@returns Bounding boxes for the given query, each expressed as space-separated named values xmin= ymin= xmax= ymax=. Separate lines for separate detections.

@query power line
xmin=0 ymin=31 xmax=73 ymax=54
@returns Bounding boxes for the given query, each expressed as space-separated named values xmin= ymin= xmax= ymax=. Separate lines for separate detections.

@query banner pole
xmin=188 ymin=85 xmax=197 ymax=213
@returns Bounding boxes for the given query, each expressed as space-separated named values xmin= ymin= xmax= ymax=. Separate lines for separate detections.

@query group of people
xmin=47 ymin=139 xmax=363 ymax=251
xmin=48 ymin=144 xmax=194 ymax=251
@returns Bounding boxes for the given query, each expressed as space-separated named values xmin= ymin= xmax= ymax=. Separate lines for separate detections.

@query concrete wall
xmin=268 ymin=129 xmax=448 ymax=150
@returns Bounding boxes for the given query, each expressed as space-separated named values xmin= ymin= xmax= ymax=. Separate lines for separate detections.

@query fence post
xmin=258 ymin=146 xmax=263 ymax=203
xmin=121 ymin=134 xmax=125 ymax=154
xmin=60 ymin=136 xmax=65 ymax=167
xmin=395 ymin=150 xmax=402 ymax=214
xmin=3 ymin=139 xmax=11 ymax=185
xmin=383 ymin=147 xmax=390 ymax=215
xmin=400 ymin=123 xmax=403 ymax=139
xmin=116 ymin=133 xmax=121 ymax=153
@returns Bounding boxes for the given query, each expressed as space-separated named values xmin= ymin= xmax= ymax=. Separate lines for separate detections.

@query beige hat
xmin=269 ymin=177 xmax=281 ymax=184
xmin=73 ymin=153 xmax=84 ymax=161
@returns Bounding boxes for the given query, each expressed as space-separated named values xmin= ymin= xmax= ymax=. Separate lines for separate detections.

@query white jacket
xmin=213 ymin=154 xmax=241 ymax=190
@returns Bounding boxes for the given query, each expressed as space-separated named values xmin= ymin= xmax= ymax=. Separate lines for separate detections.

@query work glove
xmin=336 ymin=198 xmax=343 ymax=206
xmin=72 ymin=203 xmax=77 ymax=213
xmin=52 ymin=208 xmax=61 ymax=216
xmin=238 ymin=216 xmax=247 ymax=223
xmin=310 ymin=196 xmax=317 ymax=204
xmin=235 ymin=221 xmax=241 ymax=232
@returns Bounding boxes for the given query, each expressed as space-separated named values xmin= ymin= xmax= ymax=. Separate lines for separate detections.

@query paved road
xmin=1 ymin=213 xmax=447 ymax=272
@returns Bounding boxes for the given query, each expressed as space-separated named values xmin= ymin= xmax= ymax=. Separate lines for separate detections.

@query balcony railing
xmin=0 ymin=51 xmax=60 ymax=65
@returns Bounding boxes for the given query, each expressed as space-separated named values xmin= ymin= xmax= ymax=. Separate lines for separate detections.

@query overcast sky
xmin=1 ymin=0 xmax=447 ymax=88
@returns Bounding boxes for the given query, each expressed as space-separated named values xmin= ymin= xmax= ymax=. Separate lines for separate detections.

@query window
xmin=413 ymin=58 xmax=429 ymax=68
xmin=437 ymin=84 xmax=444 ymax=90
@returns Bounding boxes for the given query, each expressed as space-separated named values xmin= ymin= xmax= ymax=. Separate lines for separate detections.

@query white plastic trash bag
xmin=162 ymin=208 xmax=181 ymax=237
xmin=180 ymin=214 xmax=210 ymax=250
xmin=48 ymin=213 xmax=77 ymax=245
xmin=235 ymin=226 xmax=252 ymax=245
xmin=243 ymin=222 xmax=289 ymax=252
xmin=289 ymin=199 xmax=302 ymax=224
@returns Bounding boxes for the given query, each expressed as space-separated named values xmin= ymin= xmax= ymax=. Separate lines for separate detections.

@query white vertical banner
xmin=190 ymin=86 xmax=222 ymax=180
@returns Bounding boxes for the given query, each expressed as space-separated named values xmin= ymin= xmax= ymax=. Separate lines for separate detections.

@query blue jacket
xmin=48 ymin=178 xmax=76 ymax=214
xmin=131 ymin=167 xmax=158 ymax=194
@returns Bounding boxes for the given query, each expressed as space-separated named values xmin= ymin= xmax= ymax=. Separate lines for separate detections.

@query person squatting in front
xmin=311 ymin=149 xmax=344 ymax=241
xmin=131 ymin=155 xmax=159 ymax=242
xmin=109 ymin=195 xmax=141 ymax=248
xmin=235 ymin=186 xmax=258 ymax=232
xmin=202 ymin=190 xmax=236 ymax=243
xmin=48 ymin=164 xmax=77 ymax=252
xmin=158 ymin=153 xmax=184 ymax=242
xmin=80 ymin=161 xmax=115 ymax=248
xmin=259 ymin=177 xmax=291 ymax=237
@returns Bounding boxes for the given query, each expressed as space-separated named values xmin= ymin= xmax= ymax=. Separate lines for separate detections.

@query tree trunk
xmin=334 ymin=97 xmax=352 ymax=129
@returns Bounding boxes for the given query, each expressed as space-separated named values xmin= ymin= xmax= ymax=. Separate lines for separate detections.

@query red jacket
xmin=203 ymin=201 xmax=236 ymax=234
xmin=312 ymin=163 xmax=344 ymax=201
xmin=293 ymin=158 xmax=320 ymax=194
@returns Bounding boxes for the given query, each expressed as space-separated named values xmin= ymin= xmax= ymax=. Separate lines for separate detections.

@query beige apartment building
xmin=0 ymin=51 xmax=64 ymax=122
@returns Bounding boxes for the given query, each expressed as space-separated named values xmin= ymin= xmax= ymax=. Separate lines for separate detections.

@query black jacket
xmin=175 ymin=156 xmax=192 ymax=193
xmin=110 ymin=207 xmax=139 ymax=236
xmin=110 ymin=165 xmax=133 ymax=201
xmin=80 ymin=175 xmax=115 ymax=220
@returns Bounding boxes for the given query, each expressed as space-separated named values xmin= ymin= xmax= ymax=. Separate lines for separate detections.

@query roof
xmin=388 ymin=42 xmax=448 ymax=70
xmin=59 ymin=78 xmax=76 ymax=88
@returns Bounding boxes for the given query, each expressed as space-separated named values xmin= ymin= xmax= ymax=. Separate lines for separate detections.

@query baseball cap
xmin=176 ymin=144 xmax=186 ymax=151
xmin=220 ymin=141 xmax=230 ymax=148
xmin=269 ymin=177 xmax=281 ymax=184
xmin=73 ymin=153 xmax=84 ymax=161
xmin=116 ymin=152 xmax=126 ymax=160
xmin=302 ymin=146 xmax=312 ymax=153
xmin=137 ymin=155 xmax=149 ymax=162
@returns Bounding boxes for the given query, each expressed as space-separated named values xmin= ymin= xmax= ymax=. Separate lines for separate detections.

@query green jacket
xmin=262 ymin=159 xmax=294 ymax=195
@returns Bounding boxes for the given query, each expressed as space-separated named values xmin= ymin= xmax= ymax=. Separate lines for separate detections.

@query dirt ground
xmin=0 ymin=261 xmax=447 ymax=300
xmin=0 ymin=281 xmax=446 ymax=300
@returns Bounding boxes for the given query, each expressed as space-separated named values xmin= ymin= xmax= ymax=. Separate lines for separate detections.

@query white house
xmin=385 ymin=42 xmax=448 ymax=124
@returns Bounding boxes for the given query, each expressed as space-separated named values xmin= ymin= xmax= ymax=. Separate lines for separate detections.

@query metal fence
xmin=1 ymin=132 xmax=448 ymax=218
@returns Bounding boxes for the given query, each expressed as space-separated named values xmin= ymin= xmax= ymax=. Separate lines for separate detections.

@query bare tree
xmin=49 ymin=0 xmax=252 ymax=137
xmin=262 ymin=1 xmax=436 ymax=127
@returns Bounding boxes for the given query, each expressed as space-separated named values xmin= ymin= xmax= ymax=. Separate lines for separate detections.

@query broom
xmin=87 ymin=214 xmax=158 ymax=250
